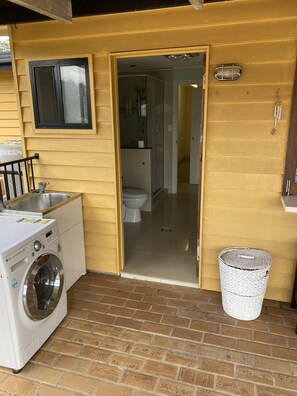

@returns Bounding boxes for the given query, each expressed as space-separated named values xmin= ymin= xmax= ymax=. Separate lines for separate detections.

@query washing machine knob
xmin=34 ymin=240 xmax=42 ymax=252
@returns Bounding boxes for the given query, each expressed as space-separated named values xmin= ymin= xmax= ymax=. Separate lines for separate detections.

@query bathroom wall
xmin=174 ymin=67 xmax=203 ymax=81
xmin=118 ymin=75 xmax=147 ymax=148
xmin=143 ymin=67 xmax=203 ymax=193
xmin=119 ymin=74 xmax=164 ymax=198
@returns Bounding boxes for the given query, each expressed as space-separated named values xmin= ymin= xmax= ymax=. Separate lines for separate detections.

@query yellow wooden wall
xmin=0 ymin=70 xmax=20 ymax=142
xmin=7 ymin=0 xmax=297 ymax=301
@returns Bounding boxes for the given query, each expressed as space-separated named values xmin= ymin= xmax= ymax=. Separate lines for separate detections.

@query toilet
xmin=122 ymin=188 xmax=148 ymax=223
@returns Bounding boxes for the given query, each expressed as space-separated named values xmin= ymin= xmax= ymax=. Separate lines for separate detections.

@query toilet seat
xmin=122 ymin=188 xmax=148 ymax=199
xmin=122 ymin=188 xmax=148 ymax=223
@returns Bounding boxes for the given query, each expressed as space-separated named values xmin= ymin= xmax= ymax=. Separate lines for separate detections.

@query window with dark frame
xmin=29 ymin=57 xmax=92 ymax=129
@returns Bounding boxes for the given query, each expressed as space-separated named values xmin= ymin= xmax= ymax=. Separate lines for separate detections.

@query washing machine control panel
xmin=1 ymin=223 xmax=62 ymax=278
xmin=31 ymin=226 xmax=59 ymax=254
xmin=33 ymin=240 xmax=42 ymax=252
xmin=45 ymin=228 xmax=59 ymax=247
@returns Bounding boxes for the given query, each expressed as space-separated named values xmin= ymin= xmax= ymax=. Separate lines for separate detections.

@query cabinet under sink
xmin=44 ymin=196 xmax=86 ymax=290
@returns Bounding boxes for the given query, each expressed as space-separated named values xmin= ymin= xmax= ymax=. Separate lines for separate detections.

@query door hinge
xmin=197 ymin=240 xmax=200 ymax=260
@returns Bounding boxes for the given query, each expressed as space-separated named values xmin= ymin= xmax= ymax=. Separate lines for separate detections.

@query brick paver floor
xmin=1 ymin=272 xmax=297 ymax=395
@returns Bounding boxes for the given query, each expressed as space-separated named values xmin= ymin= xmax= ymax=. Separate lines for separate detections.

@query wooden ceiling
xmin=0 ymin=0 xmax=225 ymax=25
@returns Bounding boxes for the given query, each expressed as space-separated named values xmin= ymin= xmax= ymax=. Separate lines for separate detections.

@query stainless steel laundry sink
xmin=8 ymin=192 xmax=71 ymax=212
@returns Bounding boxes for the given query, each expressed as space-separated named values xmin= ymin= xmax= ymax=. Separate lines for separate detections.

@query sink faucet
xmin=38 ymin=182 xmax=49 ymax=193
xmin=0 ymin=199 xmax=6 ymax=211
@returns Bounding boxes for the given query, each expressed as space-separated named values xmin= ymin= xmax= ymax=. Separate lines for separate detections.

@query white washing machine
xmin=0 ymin=215 xmax=67 ymax=373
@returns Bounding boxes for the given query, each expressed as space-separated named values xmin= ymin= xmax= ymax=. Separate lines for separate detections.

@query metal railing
xmin=0 ymin=153 xmax=39 ymax=201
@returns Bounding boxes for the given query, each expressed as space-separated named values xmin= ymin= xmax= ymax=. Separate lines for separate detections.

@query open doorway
xmin=111 ymin=48 xmax=208 ymax=287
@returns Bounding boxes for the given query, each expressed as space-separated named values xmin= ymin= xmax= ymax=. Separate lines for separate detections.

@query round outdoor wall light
xmin=214 ymin=64 xmax=242 ymax=81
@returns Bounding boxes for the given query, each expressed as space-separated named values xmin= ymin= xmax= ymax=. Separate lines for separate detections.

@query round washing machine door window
xmin=22 ymin=254 xmax=64 ymax=321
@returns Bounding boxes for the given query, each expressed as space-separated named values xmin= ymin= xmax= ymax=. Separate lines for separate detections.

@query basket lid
xmin=219 ymin=248 xmax=272 ymax=270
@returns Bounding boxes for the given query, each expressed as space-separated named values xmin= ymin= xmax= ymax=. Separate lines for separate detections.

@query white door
xmin=190 ymin=87 xmax=202 ymax=185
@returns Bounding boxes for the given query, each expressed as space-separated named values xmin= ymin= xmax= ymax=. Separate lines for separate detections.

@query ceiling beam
xmin=6 ymin=0 xmax=72 ymax=23
xmin=0 ymin=0 xmax=225 ymax=26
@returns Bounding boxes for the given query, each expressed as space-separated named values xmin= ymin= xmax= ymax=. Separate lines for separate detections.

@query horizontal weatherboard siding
xmin=0 ymin=70 xmax=21 ymax=142
xmin=5 ymin=0 xmax=297 ymax=301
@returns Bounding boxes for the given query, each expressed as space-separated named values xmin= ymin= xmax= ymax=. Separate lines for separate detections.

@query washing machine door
xmin=23 ymin=253 xmax=64 ymax=321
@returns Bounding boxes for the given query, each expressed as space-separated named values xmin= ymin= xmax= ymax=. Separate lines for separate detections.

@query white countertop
xmin=281 ymin=195 xmax=297 ymax=213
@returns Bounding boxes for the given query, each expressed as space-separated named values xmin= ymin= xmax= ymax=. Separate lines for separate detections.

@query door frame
xmin=109 ymin=46 xmax=209 ymax=287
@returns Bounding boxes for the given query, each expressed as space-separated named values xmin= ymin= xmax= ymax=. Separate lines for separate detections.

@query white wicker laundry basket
xmin=219 ymin=247 xmax=272 ymax=321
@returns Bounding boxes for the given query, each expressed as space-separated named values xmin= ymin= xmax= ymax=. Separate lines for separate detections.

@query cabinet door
xmin=60 ymin=222 xmax=86 ymax=290
xmin=45 ymin=196 xmax=86 ymax=290
xmin=46 ymin=197 xmax=82 ymax=233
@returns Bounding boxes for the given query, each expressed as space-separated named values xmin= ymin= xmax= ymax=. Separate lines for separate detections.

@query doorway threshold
xmin=121 ymin=270 xmax=198 ymax=288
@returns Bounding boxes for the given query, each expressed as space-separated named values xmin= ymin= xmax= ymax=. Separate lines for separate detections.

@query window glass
xmin=34 ymin=261 xmax=56 ymax=310
xmin=60 ymin=64 xmax=88 ymax=124
xmin=34 ymin=66 xmax=58 ymax=124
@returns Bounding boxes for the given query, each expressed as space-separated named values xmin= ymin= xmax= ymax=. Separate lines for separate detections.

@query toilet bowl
xmin=122 ymin=188 xmax=148 ymax=223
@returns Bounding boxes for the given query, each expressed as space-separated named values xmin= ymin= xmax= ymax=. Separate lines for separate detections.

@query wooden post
xmin=7 ymin=0 xmax=72 ymax=23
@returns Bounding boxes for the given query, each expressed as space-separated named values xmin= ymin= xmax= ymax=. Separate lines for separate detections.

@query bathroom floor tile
xmin=122 ymin=184 xmax=199 ymax=287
